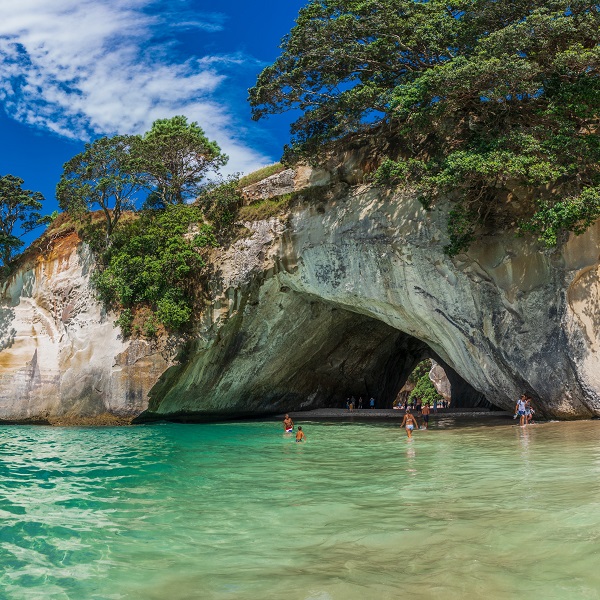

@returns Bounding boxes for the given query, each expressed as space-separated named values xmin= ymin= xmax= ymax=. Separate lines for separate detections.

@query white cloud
xmin=0 ymin=0 xmax=271 ymax=174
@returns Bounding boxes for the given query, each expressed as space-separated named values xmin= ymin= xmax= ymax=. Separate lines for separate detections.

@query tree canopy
xmin=56 ymin=135 xmax=143 ymax=243
xmin=0 ymin=174 xmax=48 ymax=268
xmin=137 ymin=116 xmax=228 ymax=206
xmin=250 ymin=1 xmax=600 ymax=253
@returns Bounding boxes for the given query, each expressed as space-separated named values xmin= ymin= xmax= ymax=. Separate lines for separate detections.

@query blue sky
xmin=0 ymin=0 xmax=306 ymax=245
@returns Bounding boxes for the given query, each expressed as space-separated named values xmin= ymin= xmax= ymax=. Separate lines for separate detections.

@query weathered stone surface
xmin=429 ymin=361 xmax=451 ymax=402
xmin=0 ymin=233 xmax=172 ymax=423
xmin=2 ymin=158 xmax=600 ymax=422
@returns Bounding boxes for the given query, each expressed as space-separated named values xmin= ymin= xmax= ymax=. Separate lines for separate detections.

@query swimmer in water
xmin=400 ymin=409 xmax=418 ymax=439
xmin=283 ymin=414 xmax=294 ymax=432
xmin=295 ymin=426 xmax=306 ymax=442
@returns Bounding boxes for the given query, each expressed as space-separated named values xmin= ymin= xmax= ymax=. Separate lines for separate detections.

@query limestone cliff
xmin=2 ymin=156 xmax=600 ymax=422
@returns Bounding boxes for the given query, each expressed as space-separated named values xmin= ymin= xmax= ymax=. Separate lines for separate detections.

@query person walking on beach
xmin=296 ymin=426 xmax=306 ymax=442
xmin=370 ymin=397 xmax=375 ymax=409
xmin=526 ymin=397 xmax=535 ymax=425
xmin=358 ymin=397 xmax=363 ymax=410
xmin=421 ymin=403 xmax=430 ymax=429
xmin=400 ymin=409 xmax=418 ymax=439
xmin=283 ymin=414 xmax=294 ymax=433
xmin=515 ymin=395 xmax=527 ymax=427
xmin=349 ymin=397 xmax=355 ymax=412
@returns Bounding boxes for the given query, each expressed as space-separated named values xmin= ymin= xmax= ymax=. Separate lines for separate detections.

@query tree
xmin=409 ymin=372 xmax=444 ymax=406
xmin=56 ymin=135 xmax=144 ymax=244
xmin=0 ymin=174 xmax=48 ymax=267
xmin=250 ymin=1 xmax=600 ymax=253
xmin=137 ymin=116 xmax=228 ymax=205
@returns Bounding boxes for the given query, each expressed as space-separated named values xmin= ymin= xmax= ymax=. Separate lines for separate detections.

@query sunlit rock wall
xmin=0 ymin=233 xmax=171 ymax=423
xmin=148 ymin=173 xmax=600 ymax=419
xmin=2 ymin=154 xmax=600 ymax=421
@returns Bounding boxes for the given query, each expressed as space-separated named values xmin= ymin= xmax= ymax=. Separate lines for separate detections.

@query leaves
xmin=92 ymin=205 xmax=218 ymax=334
xmin=0 ymin=174 xmax=48 ymax=267
xmin=136 ymin=116 xmax=228 ymax=205
xmin=56 ymin=135 xmax=144 ymax=242
xmin=251 ymin=0 xmax=600 ymax=252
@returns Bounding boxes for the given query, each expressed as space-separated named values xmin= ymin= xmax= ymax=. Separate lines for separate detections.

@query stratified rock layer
xmin=2 ymin=161 xmax=600 ymax=422
xmin=0 ymin=233 xmax=171 ymax=423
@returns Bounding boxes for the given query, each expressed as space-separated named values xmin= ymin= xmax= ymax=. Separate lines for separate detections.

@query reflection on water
xmin=0 ymin=420 xmax=599 ymax=599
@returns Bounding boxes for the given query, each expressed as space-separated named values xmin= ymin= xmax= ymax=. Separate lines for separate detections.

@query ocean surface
xmin=0 ymin=418 xmax=599 ymax=599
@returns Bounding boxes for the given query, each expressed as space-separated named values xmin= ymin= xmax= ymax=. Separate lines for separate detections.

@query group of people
xmin=345 ymin=396 xmax=376 ymax=411
xmin=397 ymin=398 xmax=449 ymax=412
xmin=283 ymin=414 xmax=305 ymax=442
xmin=515 ymin=395 xmax=535 ymax=426
xmin=399 ymin=403 xmax=433 ymax=438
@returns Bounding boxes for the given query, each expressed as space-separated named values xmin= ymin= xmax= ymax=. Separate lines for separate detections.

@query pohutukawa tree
xmin=56 ymin=135 xmax=144 ymax=244
xmin=136 ymin=116 xmax=228 ymax=206
xmin=249 ymin=1 xmax=600 ymax=254
xmin=0 ymin=174 xmax=48 ymax=268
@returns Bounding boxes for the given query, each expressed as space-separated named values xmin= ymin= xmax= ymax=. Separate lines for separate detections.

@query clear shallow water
xmin=0 ymin=419 xmax=599 ymax=599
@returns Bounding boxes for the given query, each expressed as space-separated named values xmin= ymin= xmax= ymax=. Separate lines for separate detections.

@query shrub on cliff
xmin=250 ymin=1 xmax=600 ymax=253
xmin=92 ymin=205 xmax=217 ymax=335
xmin=409 ymin=372 xmax=444 ymax=406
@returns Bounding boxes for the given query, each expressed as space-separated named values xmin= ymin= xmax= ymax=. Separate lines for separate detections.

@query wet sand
xmin=278 ymin=407 xmax=512 ymax=420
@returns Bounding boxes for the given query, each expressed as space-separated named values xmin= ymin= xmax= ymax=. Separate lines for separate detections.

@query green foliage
xmin=237 ymin=194 xmax=293 ymax=221
xmin=92 ymin=205 xmax=217 ymax=334
xmin=238 ymin=163 xmax=286 ymax=188
xmin=407 ymin=359 xmax=431 ymax=385
xmin=196 ymin=176 xmax=243 ymax=229
xmin=409 ymin=371 xmax=444 ymax=406
xmin=251 ymin=0 xmax=600 ymax=252
xmin=519 ymin=186 xmax=600 ymax=246
xmin=136 ymin=116 xmax=228 ymax=205
xmin=56 ymin=135 xmax=143 ymax=243
xmin=0 ymin=174 xmax=48 ymax=267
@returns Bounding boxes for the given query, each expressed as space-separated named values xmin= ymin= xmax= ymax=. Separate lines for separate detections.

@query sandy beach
xmin=278 ymin=407 xmax=512 ymax=420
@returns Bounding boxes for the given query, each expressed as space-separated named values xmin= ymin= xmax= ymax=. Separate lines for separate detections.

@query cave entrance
xmin=148 ymin=289 xmax=497 ymax=418
xmin=230 ymin=296 xmax=495 ymax=413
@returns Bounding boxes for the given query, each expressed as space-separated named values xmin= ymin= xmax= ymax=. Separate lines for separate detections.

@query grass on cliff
xmin=238 ymin=163 xmax=286 ymax=189
xmin=237 ymin=194 xmax=293 ymax=221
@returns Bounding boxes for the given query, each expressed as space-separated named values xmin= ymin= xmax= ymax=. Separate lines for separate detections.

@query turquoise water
xmin=0 ymin=419 xmax=599 ymax=599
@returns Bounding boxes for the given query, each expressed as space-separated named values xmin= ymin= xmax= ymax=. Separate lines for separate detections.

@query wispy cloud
xmin=0 ymin=0 xmax=271 ymax=174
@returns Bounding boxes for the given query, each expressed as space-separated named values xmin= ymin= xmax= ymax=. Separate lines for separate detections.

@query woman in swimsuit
xmin=400 ymin=409 xmax=418 ymax=439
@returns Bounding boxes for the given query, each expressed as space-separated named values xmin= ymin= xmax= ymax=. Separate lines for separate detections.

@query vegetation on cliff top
xmin=0 ymin=175 xmax=49 ymax=269
xmin=53 ymin=116 xmax=240 ymax=336
xmin=250 ymin=0 xmax=600 ymax=254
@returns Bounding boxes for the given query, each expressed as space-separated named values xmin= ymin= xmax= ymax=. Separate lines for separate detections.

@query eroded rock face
xmin=429 ymin=362 xmax=451 ymax=402
xmin=147 ymin=180 xmax=600 ymax=419
xmin=0 ymin=233 xmax=172 ymax=423
xmin=2 ymin=159 xmax=600 ymax=421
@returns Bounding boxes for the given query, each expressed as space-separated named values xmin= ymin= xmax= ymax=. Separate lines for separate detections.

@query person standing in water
xmin=400 ymin=409 xmax=418 ymax=438
xmin=515 ymin=395 xmax=527 ymax=427
xmin=421 ymin=403 xmax=431 ymax=429
xmin=283 ymin=414 xmax=294 ymax=433
xmin=526 ymin=397 xmax=535 ymax=425
xmin=295 ymin=426 xmax=306 ymax=442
